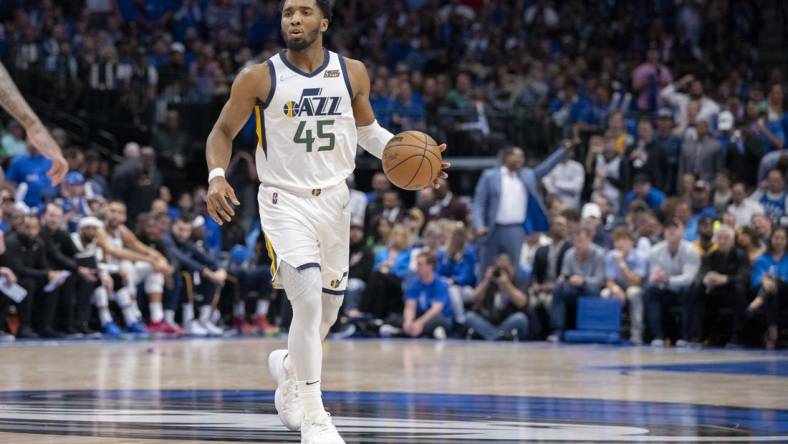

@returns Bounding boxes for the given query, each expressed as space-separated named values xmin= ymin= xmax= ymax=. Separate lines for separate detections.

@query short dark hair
xmin=280 ymin=0 xmax=333 ymax=22
xmin=417 ymin=252 xmax=436 ymax=268
xmin=612 ymin=226 xmax=634 ymax=241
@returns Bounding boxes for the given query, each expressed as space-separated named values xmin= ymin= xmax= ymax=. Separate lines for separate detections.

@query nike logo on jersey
xmin=282 ymin=88 xmax=342 ymax=118
xmin=279 ymin=73 xmax=298 ymax=82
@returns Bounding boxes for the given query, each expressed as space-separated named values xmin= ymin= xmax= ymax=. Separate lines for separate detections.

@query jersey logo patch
xmin=324 ymin=69 xmax=340 ymax=78
xmin=283 ymin=88 xmax=342 ymax=118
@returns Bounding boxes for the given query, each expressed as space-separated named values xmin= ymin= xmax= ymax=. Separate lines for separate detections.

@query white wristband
xmin=208 ymin=168 xmax=225 ymax=183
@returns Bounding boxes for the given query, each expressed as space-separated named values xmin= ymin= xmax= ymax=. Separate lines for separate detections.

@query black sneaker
xmin=39 ymin=327 xmax=64 ymax=339
xmin=16 ymin=328 xmax=40 ymax=339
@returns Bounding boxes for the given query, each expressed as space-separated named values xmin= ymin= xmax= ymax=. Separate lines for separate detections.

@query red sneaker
xmin=234 ymin=317 xmax=257 ymax=335
xmin=148 ymin=321 xmax=184 ymax=335
xmin=254 ymin=315 xmax=279 ymax=335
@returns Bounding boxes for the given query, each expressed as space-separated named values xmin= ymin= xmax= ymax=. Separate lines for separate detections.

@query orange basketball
xmin=382 ymin=131 xmax=442 ymax=191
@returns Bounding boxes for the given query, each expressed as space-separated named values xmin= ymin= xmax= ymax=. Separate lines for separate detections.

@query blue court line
xmin=597 ymin=359 xmax=788 ymax=377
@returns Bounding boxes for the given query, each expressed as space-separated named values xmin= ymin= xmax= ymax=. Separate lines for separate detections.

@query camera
xmin=492 ymin=268 xmax=502 ymax=279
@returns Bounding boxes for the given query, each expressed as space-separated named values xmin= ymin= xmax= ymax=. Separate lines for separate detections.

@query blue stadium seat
xmin=564 ymin=297 xmax=622 ymax=344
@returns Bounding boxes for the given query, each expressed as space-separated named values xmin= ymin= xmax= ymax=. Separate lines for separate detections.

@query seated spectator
xmin=0 ymin=120 xmax=27 ymax=158
xmin=712 ymin=172 xmax=733 ymax=212
xmin=751 ymin=213 xmax=773 ymax=249
xmin=581 ymin=203 xmax=612 ymax=249
xmin=728 ymin=182 xmax=764 ymax=227
xmin=40 ymin=203 xmax=97 ymax=337
xmin=683 ymin=182 xmax=717 ymax=241
xmin=542 ymin=151 xmax=585 ymax=209
xmin=737 ymin=225 xmax=764 ymax=264
xmin=164 ymin=216 xmax=226 ymax=336
xmin=69 ymin=217 xmax=112 ymax=337
xmin=644 ymin=219 xmax=701 ymax=347
xmin=466 ymin=254 xmax=529 ymax=341
xmin=750 ymin=169 xmax=788 ymax=224
xmin=678 ymin=120 xmax=722 ymax=186
xmin=436 ymin=222 xmax=477 ymax=325
xmin=0 ymin=257 xmax=18 ymax=341
xmin=748 ymin=227 xmax=788 ymax=349
xmin=693 ymin=216 xmax=718 ymax=257
xmin=367 ymin=217 xmax=393 ymax=254
xmin=591 ymin=135 xmax=625 ymax=215
xmin=343 ymin=220 xmax=375 ymax=319
xmin=58 ymin=172 xmax=90 ymax=232
xmin=4 ymin=215 xmax=67 ymax=338
xmin=626 ymin=174 xmax=666 ymax=210
xmin=530 ymin=216 xmax=571 ymax=319
xmin=427 ymin=178 xmax=468 ymax=223
xmin=358 ymin=224 xmax=412 ymax=322
xmin=602 ymin=227 xmax=648 ymax=345
xmin=380 ymin=252 xmax=452 ymax=339
xmin=548 ymin=227 xmax=606 ymax=342
xmin=687 ymin=224 xmax=749 ymax=347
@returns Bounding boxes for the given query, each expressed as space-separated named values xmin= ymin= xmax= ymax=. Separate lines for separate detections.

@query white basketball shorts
xmin=257 ymin=181 xmax=350 ymax=296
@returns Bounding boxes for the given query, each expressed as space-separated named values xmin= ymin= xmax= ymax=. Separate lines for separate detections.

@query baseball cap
xmin=718 ymin=111 xmax=734 ymax=131
xmin=657 ymin=107 xmax=673 ymax=119
xmin=64 ymin=172 xmax=85 ymax=185
xmin=581 ymin=203 xmax=602 ymax=219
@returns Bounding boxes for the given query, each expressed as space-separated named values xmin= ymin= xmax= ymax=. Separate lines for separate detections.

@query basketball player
xmin=205 ymin=1 xmax=448 ymax=442
xmin=95 ymin=201 xmax=175 ymax=334
xmin=0 ymin=61 xmax=68 ymax=185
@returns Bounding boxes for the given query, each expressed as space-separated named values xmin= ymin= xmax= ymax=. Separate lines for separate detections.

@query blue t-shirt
xmin=374 ymin=248 xmax=412 ymax=280
xmin=605 ymin=249 xmax=648 ymax=288
xmin=751 ymin=253 xmax=788 ymax=290
xmin=6 ymin=154 xmax=54 ymax=207
xmin=405 ymin=276 xmax=453 ymax=322
xmin=757 ymin=191 xmax=788 ymax=221
xmin=436 ymin=246 xmax=477 ymax=287
xmin=625 ymin=187 xmax=666 ymax=210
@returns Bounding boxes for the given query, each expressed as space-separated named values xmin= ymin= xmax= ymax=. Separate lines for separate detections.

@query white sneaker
xmin=200 ymin=319 xmax=224 ymax=336
xmin=268 ymin=349 xmax=302 ymax=431
xmin=378 ymin=324 xmax=401 ymax=337
xmin=433 ymin=326 xmax=447 ymax=340
xmin=186 ymin=320 xmax=208 ymax=337
xmin=650 ymin=338 xmax=664 ymax=348
xmin=675 ymin=339 xmax=689 ymax=348
xmin=301 ymin=411 xmax=344 ymax=444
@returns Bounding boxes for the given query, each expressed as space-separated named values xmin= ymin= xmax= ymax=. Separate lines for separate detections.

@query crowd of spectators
xmin=0 ymin=0 xmax=786 ymax=348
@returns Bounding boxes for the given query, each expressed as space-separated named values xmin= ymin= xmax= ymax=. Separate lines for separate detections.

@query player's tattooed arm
xmin=0 ymin=62 xmax=37 ymax=128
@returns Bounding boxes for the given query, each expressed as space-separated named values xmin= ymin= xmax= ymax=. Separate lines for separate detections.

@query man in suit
xmin=472 ymin=144 xmax=568 ymax=274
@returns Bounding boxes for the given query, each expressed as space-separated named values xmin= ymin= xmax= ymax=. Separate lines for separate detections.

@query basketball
xmin=382 ymin=131 xmax=442 ymax=190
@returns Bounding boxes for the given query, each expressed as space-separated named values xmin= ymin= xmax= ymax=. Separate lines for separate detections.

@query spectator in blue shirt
xmin=603 ymin=227 xmax=648 ymax=344
xmin=5 ymin=144 xmax=54 ymax=208
xmin=749 ymin=226 xmax=788 ymax=349
xmin=626 ymin=174 xmax=666 ymax=211
xmin=58 ymin=172 xmax=90 ymax=232
xmin=381 ymin=251 xmax=452 ymax=339
xmin=436 ymin=223 xmax=477 ymax=324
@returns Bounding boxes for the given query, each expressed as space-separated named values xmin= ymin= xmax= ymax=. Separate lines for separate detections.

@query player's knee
xmin=145 ymin=273 xmax=165 ymax=294
xmin=92 ymin=287 xmax=109 ymax=307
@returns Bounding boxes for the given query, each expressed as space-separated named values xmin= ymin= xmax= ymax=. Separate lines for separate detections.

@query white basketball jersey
xmin=255 ymin=48 xmax=357 ymax=192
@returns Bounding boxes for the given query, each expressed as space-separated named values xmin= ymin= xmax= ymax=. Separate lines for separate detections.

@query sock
xmin=319 ymin=293 xmax=344 ymax=340
xmin=164 ymin=309 xmax=176 ymax=326
xmin=233 ymin=301 xmax=245 ymax=318
xmin=279 ymin=261 xmax=322 ymax=383
xmin=256 ymin=299 xmax=270 ymax=317
xmin=182 ymin=304 xmax=195 ymax=324
xmin=149 ymin=302 xmax=164 ymax=323
xmin=98 ymin=307 xmax=113 ymax=326
xmin=298 ymin=380 xmax=325 ymax=419
xmin=117 ymin=288 xmax=139 ymax=325
xmin=199 ymin=305 xmax=212 ymax=323
xmin=122 ymin=305 xmax=138 ymax=326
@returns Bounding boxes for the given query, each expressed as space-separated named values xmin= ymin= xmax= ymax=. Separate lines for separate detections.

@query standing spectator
xmin=530 ymin=215 xmax=571 ymax=308
xmin=628 ymin=118 xmax=669 ymax=188
xmin=687 ymin=224 xmax=749 ymax=347
xmin=548 ymin=227 xmax=606 ymax=342
xmin=473 ymin=145 xmax=567 ymax=273
xmin=591 ymin=136 xmax=626 ymax=215
xmin=749 ymin=227 xmax=788 ymax=349
xmin=653 ymin=108 xmax=683 ymax=194
xmin=678 ymin=120 xmax=723 ymax=187
xmin=693 ymin=216 xmax=718 ymax=257
xmin=632 ymin=47 xmax=673 ymax=113
xmin=541 ymin=151 xmax=585 ymax=209
xmin=436 ymin=223 xmax=476 ymax=325
xmin=5 ymin=142 xmax=54 ymax=208
xmin=750 ymin=169 xmax=788 ymax=223
xmin=660 ymin=74 xmax=720 ymax=126
xmin=644 ymin=219 xmax=701 ymax=347
xmin=728 ymin=182 xmax=764 ymax=227
xmin=466 ymin=254 xmax=529 ymax=341
xmin=111 ymin=146 xmax=163 ymax=226
xmin=381 ymin=252 xmax=452 ymax=339
xmin=602 ymin=227 xmax=648 ymax=345
xmin=753 ymin=84 xmax=786 ymax=153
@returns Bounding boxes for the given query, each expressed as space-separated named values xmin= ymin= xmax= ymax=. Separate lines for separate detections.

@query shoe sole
xmin=268 ymin=351 xmax=301 ymax=431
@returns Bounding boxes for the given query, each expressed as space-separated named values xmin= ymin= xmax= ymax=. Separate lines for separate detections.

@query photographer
xmin=465 ymin=254 xmax=529 ymax=341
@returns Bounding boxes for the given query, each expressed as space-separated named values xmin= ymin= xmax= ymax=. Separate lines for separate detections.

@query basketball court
xmin=0 ymin=338 xmax=785 ymax=442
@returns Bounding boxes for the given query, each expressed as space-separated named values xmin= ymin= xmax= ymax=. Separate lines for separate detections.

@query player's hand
xmin=26 ymin=121 xmax=68 ymax=185
xmin=207 ymin=176 xmax=240 ymax=225
xmin=431 ymin=143 xmax=450 ymax=189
